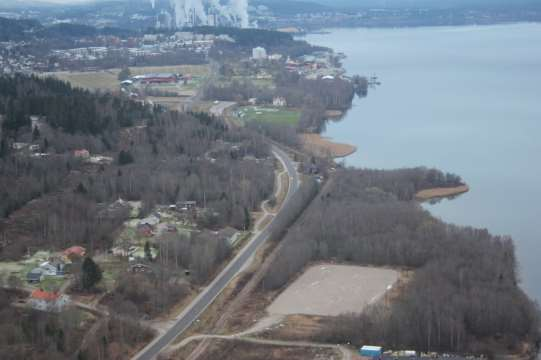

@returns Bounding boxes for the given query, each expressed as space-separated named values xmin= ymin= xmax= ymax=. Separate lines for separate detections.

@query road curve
xmin=132 ymin=145 xmax=299 ymax=360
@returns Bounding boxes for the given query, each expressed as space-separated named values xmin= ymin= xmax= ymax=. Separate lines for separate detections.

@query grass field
xmin=46 ymin=64 xmax=210 ymax=92
xmin=237 ymin=106 xmax=300 ymax=126
xmin=50 ymin=70 xmax=120 ymax=92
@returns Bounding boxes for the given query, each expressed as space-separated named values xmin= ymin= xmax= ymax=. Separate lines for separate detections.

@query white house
xmin=139 ymin=214 xmax=160 ymax=227
xmin=39 ymin=261 xmax=65 ymax=276
xmin=273 ymin=96 xmax=287 ymax=107
xmin=252 ymin=47 xmax=267 ymax=61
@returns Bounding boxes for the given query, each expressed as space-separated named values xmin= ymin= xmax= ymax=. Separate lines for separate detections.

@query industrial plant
xmin=151 ymin=0 xmax=250 ymax=29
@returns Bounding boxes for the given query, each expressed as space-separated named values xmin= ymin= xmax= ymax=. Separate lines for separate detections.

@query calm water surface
xmin=305 ymin=24 xmax=541 ymax=305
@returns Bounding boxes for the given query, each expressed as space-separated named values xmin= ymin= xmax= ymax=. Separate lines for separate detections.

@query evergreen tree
xmin=0 ymin=137 xmax=8 ymax=158
xmin=144 ymin=241 xmax=152 ymax=261
xmin=118 ymin=150 xmax=134 ymax=165
xmin=32 ymin=126 xmax=40 ymax=141
xmin=75 ymin=182 xmax=87 ymax=194
xmin=243 ymin=207 xmax=251 ymax=230
xmin=81 ymin=257 xmax=102 ymax=290
xmin=118 ymin=67 xmax=131 ymax=81
xmin=56 ymin=328 xmax=65 ymax=352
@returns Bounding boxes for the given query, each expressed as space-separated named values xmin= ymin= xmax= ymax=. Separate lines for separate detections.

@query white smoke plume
xmin=229 ymin=0 xmax=248 ymax=28
xmin=154 ymin=0 xmax=250 ymax=28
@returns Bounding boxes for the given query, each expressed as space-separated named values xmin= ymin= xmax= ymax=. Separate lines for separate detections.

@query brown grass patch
xmin=325 ymin=110 xmax=344 ymax=118
xmin=415 ymin=185 xmax=470 ymax=200
xmin=195 ymin=339 xmax=339 ymax=360
xmin=300 ymin=133 xmax=356 ymax=158
xmin=260 ymin=315 xmax=328 ymax=341
xmin=46 ymin=70 xmax=120 ymax=92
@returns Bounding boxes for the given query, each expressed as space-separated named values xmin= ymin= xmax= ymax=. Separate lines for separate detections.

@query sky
xmin=3 ymin=0 xmax=103 ymax=5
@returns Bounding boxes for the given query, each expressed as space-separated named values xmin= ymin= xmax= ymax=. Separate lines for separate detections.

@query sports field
xmin=237 ymin=106 xmax=300 ymax=125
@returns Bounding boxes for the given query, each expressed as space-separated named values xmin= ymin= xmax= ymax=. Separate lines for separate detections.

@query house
xmin=87 ymin=155 xmax=114 ymax=165
xmin=39 ymin=260 xmax=65 ymax=276
xmin=177 ymin=201 xmax=197 ymax=211
xmin=29 ymin=144 xmax=40 ymax=153
xmin=12 ymin=142 xmax=29 ymax=150
xmin=273 ymin=96 xmax=287 ymax=107
xmin=29 ymin=290 xmax=70 ymax=312
xmin=130 ymin=263 xmax=153 ymax=274
xmin=252 ymin=47 xmax=267 ymax=60
xmin=268 ymin=54 xmax=283 ymax=61
xmin=218 ymin=227 xmax=241 ymax=246
xmin=74 ymin=149 xmax=90 ymax=159
xmin=139 ymin=214 xmax=160 ymax=227
xmin=137 ymin=223 xmax=154 ymax=237
xmin=112 ymin=246 xmax=129 ymax=257
xmin=26 ymin=268 xmax=44 ymax=283
xmin=63 ymin=246 xmax=86 ymax=259
xmin=137 ymin=73 xmax=178 ymax=85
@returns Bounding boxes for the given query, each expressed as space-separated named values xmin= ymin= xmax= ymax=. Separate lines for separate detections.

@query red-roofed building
xmin=63 ymin=246 xmax=86 ymax=259
xmin=29 ymin=290 xmax=69 ymax=312
xmin=74 ymin=149 xmax=90 ymax=158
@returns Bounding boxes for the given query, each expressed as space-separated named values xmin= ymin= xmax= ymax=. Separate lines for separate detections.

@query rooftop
xmin=31 ymin=289 xmax=60 ymax=301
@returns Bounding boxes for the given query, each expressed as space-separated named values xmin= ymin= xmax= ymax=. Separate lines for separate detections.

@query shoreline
xmin=415 ymin=184 xmax=470 ymax=201
xmin=300 ymin=133 xmax=357 ymax=159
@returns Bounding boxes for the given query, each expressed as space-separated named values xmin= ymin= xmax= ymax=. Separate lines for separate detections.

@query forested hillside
xmin=0 ymin=75 xmax=274 ymax=261
xmin=263 ymin=168 xmax=540 ymax=354
xmin=0 ymin=75 xmax=147 ymax=134
xmin=0 ymin=17 xmax=135 ymax=42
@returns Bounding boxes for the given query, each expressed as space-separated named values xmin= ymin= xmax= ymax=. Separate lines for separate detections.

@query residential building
xmin=74 ymin=149 xmax=90 ymax=158
xmin=273 ymin=96 xmax=287 ymax=107
xmin=29 ymin=290 xmax=70 ymax=312
xmin=39 ymin=260 xmax=65 ymax=276
xmin=26 ymin=268 xmax=44 ymax=283
xmin=63 ymin=246 xmax=86 ymax=259
xmin=252 ymin=47 xmax=267 ymax=61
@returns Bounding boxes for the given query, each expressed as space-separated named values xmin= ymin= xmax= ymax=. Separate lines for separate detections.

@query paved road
xmin=133 ymin=145 xmax=299 ymax=360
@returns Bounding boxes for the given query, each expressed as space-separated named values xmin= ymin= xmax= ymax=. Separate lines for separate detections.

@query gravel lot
xmin=268 ymin=264 xmax=398 ymax=316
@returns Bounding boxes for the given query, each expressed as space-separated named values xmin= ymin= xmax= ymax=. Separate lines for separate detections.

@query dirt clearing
xmin=268 ymin=264 xmax=398 ymax=316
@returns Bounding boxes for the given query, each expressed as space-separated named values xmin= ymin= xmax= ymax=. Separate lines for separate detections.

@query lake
xmin=305 ymin=23 xmax=541 ymax=305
